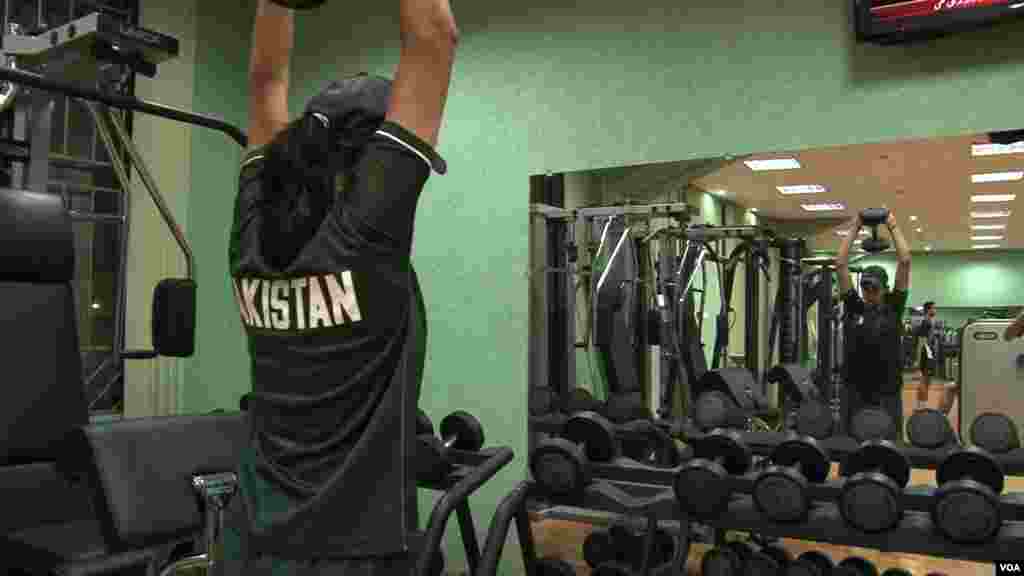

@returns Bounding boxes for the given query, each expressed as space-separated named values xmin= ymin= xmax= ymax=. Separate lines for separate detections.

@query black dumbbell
xmin=416 ymin=411 xmax=485 ymax=483
xmin=839 ymin=440 xmax=911 ymax=533
xmin=859 ymin=208 xmax=891 ymax=253
xmin=693 ymin=390 xmax=746 ymax=431
xmin=907 ymin=408 xmax=957 ymax=450
xmin=784 ymin=550 xmax=834 ymax=576
xmin=970 ymin=412 xmax=1021 ymax=455
xmin=674 ymin=429 xmax=751 ymax=520
xmin=931 ymin=445 xmax=1005 ymax=544
xmin=753 ymin=435 xmax=831 ymax=523
xmin=880 ymin=568 xmax=913 ymax=576
xmin=850 ymin=407 xmax=895 ymax=443
xmin=529 ymin=411 xmax=618 ymax=496
xmin=606 ymin=523 xmax=675 ymax=571
xmin=795 ymin=399 xmax=834 ymax=440
xmin=417 ymin=408 xmax=434 ymax=436
xmin=534 ymin=557 xmax=576 ymax=576
xmin=835 ymin=556 xmax=880 ymax=576
xmin=583 ymin=528 xmax=616 ymax=568
xmin=701 ymin=540 xmax=788 ymax=576
xmin=618 ymin=419 xmax=683 ymax=468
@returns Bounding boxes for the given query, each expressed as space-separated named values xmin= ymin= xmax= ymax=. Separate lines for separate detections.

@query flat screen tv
xmin=854 ymin=0 xmax=1024 ymax=44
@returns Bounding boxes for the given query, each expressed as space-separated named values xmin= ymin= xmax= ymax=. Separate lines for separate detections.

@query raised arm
xmin=887 ymin=211 xmax=911 ymax=292
xmin=386 ymin=0 xmax=459 ymax=147
xmin=248 ymin=0 xmax=294 ymax=150
xmin=837 ymin=214 xmax=862 ymax=296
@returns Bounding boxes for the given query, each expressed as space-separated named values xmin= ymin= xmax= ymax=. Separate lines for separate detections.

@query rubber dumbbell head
xmin=932 ymin=446 xmax=1005 ymax=544
xmin=836 ymin=556 xmax=879 ymax=576
xmin=850 ymin=407 xmax=895 ymax=443
xmin=439 ymin=410 xmax=485 ymax=452
xmin=619 ymin=419 xmax=681 ymax=467
xmin=840 ymin=440 xmax=911 ymax=533
xmin=694 ymin=390 xmax=745 ymax=431
xmin=529 ymin=411 xmax=617 ymax=496
xmin=970 ymin=412 xmax=1021 ymax=454
xmin=724 ymin=541 xmax=784 ymax=576
xmin=907 ymin=408 xmax=956 ymax=450
xmin=796 ymin=399 xmax=835 ymax=440
xmin=754 ymin=435 xmax=831 ymax=523
xmin=859 ymin=208 xmax=891 ymax=253
xmin=785 ymin=550 xmax=834 ymax=576
xmin=674 ymin=428 xmax=751 ymax=519
xmin=416 ymin=411 xmax=485 ymax=483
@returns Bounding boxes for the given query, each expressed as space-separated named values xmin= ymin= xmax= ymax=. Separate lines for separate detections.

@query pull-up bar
xmin=0 ymin=66 xmax=247 ymax=148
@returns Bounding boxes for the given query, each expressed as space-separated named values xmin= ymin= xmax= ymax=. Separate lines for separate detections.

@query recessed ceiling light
xmin=801 ymin=202 xmax=846 ymax=212
xmin=971 ymin=194 xmax=1017 ymax=203
xmin=924 ymin=245 xmax=933 ymax=251
xmin=972 ymin=210 xmax=1013 ymax=219
xmin=777 ymin=185 xmax=827 ymax=195
xmin=749 ymin=207 xmax=759 ymax=213
xmin=972 ymin=235 xmax=1005 ymax=241
xmin=745 ymin=158 xmax=801 ymax=171
xmin=909 ymin=215 xmax=918 ymax=222
xmin=971 ymin=171 xmax=1024 ymax=184
xmin=972 ymin=142 xmax=1024 ymax=157
xmin=972 ymin=224 xmax=1007 ymax=231
xmin=973 ymin=244 xmax=1001 ymax=249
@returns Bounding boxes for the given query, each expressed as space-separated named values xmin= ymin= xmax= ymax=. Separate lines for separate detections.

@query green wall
xmin=181 ymin=1 xmax=1024 ymax=573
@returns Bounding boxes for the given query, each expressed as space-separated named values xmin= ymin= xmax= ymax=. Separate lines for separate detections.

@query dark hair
xmin=259 ymin=114 xmax=348 ymax=270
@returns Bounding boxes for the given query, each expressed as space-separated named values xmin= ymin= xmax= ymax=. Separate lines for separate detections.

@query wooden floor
xmin=527 ymin=375 xmax=1019 ymax=576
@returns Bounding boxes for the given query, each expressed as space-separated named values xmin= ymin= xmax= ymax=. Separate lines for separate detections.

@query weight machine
xmin=0 ymin=10 xmax=243 ymax=411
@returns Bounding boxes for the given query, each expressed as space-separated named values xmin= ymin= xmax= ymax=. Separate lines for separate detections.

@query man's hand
xmin=885 ymin=210 xmax=897 ymax=229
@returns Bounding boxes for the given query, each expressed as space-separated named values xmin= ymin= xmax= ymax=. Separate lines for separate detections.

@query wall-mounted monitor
xmin=854 ymin=0 xmax=1024 ymax=44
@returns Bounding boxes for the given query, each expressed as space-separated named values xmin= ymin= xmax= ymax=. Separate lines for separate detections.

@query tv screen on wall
xmin=854 ymin=0 xmax=1024 ymax=44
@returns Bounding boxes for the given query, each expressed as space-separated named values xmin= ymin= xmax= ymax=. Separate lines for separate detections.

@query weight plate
xmin=839 ymin=557 xmax=879 ymax=576
xmin=530 ymin=438 xmax=588 ymax=496
xmin=840 ymin=474 xmax=902 ymax=533
xmin=851 ymin=408 xmax=894 ymax=443
xmin=439 ymin=410 xmax=485 ymax=451
xmin=564 ymin=411 xmax=619 ymax=462
xmin=754 ymin=468 xmax=809 ymax=523
xmin=583 ymin=530 xmax=615 ymax=568
xmin=792 ymin=551 xmax=834 ymax=576
xmin=695 ymin=390 xmax=738 ymax=431
xmin=565 ymin=387 xmax=604 ymax=416
xmin=592 ymin=561 xmax=635 ymax=576
xmin=845 ymin=440 xmax=911 ymax=488
xmin=701 ymin=546 xmax=742 ymax=576
xmin=772 ymin=437 xmax=830 ymax=483
xmin=535 ymin=557 xmax=577 ymax=576
xmin=797 ymin=400 xmax=834 ymax=440
xmin=697 ymin=429 xmax=753 ymax=475
xmin=416 ymin=409 xmax=435 ymax=437
xmin=907 ymin=409 xmax=953 ymax=449
xmin=675 ymin=460 xmax=732 ymax=519
xmin=936 ymin=447 xmax=1005 ymax=494
xmin=933 ymin=481 xmax=1002 ymax=544
xmin=970 ymin=412 xmax=1021 ymax=454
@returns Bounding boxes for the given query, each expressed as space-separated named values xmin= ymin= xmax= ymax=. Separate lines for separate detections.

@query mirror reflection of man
xmin=914 ymin=301 xmax=937 ymax=409
xmin=837 ymin=211 xmax=910 ymax=441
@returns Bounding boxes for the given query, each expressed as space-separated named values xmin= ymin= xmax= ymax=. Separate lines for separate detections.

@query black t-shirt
xmin=843 ymin=288 xmax=908 ymax=397
xmin=228 ymin=121 xmax=439 ymax=559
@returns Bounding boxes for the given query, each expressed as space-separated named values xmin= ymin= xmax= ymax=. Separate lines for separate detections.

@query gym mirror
xmin=527 ymin=130 xmax=1024 ymax=447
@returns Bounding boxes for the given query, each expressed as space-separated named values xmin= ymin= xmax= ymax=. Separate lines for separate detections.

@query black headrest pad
xmin=64 ymin=413 xmax=250 ymax=550
xmin=0 ymin=188 xmax=73 ymax=283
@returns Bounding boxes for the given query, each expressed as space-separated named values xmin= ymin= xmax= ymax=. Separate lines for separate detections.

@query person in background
xmin=915 ymin=301 xmax=937 ymax=410
xmin=837 ymin=210 xmax=911 ymax=441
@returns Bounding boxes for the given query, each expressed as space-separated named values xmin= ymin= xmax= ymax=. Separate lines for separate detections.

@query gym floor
xmin=527 ymin=374 xmax=1013 ymax=576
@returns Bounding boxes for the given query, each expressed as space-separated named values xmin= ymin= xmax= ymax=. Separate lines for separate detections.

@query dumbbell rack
xmin=415 ymin=447 xmax=514 ymax=576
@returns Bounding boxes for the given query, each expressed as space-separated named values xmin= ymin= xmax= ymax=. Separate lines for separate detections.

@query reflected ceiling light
xmin=972 ymin=142 xmax=1024 ymax=157
xmin=971 ymin=235 xmax=1005 ymax=241
xmin=745 ymin=158 xmax=801 ymax=171
xmin=91 ymin=302 xmax=101 ymax=310
xmin=909 ymin=215 xmax=918 ymax=222
xmin=777 ymin=185 xmax=826 ymax=195
xmin=801 ymin=202 xmax=846 ymax=212
xmin=974 ymin=244 xmax=1001 ymax=249
xmin=711 ymin=189 xmax=727 ymax=197
xmin=972 ymin=210 xmax=1012 ymax=218
xmin=972 ymin=224 xmax=1007 ymax=231
xmin=915 ymin=227 xmax=923 ymax=233
xmin=971 ymin=171 xmax=1024 ymax=184
xmin=749 ymin=207 xmax=759 ymax=213
xmin=971 ymin=194 xmax=1017 ymax=203
xmin=924 ymin=245 xmax=933 ymax=251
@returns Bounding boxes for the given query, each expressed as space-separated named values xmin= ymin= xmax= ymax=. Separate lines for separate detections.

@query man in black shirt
xmin=222 ymin=1 xmax=458 ymax=574
xmin=838 ymin=211 xmax=911 ymax=441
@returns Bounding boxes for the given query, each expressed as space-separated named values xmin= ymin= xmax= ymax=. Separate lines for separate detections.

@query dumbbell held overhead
xmin=530 ymin=411 xmax=618 ymax=496
xmin=674 ymin=429 xmax=752 ymax=519
xmin=859 ymin=207 xmax=890 ymax=254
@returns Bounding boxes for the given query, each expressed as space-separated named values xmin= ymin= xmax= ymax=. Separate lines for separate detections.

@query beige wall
xmin=122 ymin=0 xmax=198 ymax=417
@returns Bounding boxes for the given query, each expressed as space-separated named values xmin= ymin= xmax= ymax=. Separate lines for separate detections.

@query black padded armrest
xmin=64 ymin=412 xmax=250 ymax=550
